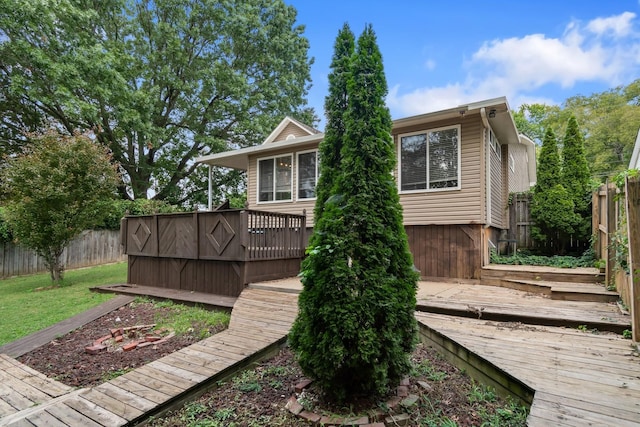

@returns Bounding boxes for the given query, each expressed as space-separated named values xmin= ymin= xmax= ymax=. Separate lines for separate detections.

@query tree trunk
xmin=44 ymin=247 xmax=65 ymax=283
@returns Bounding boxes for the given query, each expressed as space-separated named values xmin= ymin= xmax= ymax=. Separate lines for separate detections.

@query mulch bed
xmin=17 ymin=300 xmax=226 ymax=388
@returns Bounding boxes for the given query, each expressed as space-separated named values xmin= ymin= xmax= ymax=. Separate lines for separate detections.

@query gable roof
xmin=262 ymin=116 xmax=320 ymax=144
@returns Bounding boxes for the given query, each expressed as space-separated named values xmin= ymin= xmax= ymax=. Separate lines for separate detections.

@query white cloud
xmin=423 ymin=59 xmax=436 ymax=71
xmin=587 ymin=11 xmax=636 ymax=38
xmin=388 ymin=11 xmax=640 ymax=117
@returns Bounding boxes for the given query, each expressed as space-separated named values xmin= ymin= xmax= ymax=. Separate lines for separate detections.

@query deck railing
xmin=122 ymin=209 xmax=306 ymax=262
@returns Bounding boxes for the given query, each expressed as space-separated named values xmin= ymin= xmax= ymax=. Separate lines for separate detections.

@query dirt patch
xmin=17 ymin=300 xmax=227 ymax=387
xmin=17 ymin=300 xmax=528 ymax=426
xmin=151 ymin=346 xmax=528 ymax=426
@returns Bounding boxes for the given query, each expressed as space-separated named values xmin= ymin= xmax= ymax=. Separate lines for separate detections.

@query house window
xmin=258 ymin=155 xmax=292 ymax=202
xmin=399 ymin=125 xmax=460 ymax=192
xmin=489 ymin=129 xmax=501 ymax=160
xmin=509 ymin=153 xmax=515 ymax=172
xmin=297 ymin=150 xmax=318 ymax=200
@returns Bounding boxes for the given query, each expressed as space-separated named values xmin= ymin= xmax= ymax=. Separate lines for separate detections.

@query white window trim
xmin=489 ymin=129 xmax=501 ymax=160
xmin=296 ymin=149 xmax=319 ymax=201
xmin=256 ymin=153 xmax=293 ymax=204
xmin=509 ymin=153 xmax=515 ymax=172
xmin=397 ymin=124 xmax=462 ymax=194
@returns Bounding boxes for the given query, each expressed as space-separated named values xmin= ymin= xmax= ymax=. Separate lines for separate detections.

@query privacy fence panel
xmin=0 ymin=230 xmax=125 ymax=279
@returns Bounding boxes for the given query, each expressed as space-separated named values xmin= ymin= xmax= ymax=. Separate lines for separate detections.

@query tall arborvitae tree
xmin=289 ymin=25 xmax=418 ymax=402
xmin=561 ymin=115 xmax=591 ymax=244
xmin=313 ymin=23 xmax=355 ymax=217
xmin=531 ymin=128 xmax=579 ymax=253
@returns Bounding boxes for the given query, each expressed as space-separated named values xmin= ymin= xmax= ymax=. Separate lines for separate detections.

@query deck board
xmin=416 ymin=312 xmax=640 ymax=426
xmin=2 ymin=274 xmax=637 ymax=427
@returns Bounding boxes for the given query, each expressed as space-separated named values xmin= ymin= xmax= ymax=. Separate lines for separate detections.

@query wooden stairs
xmin=480 ymin=264 xmax=617 ymax=303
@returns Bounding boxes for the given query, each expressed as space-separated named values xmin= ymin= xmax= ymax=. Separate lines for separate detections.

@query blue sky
xmin=287 ymin=1 xmax=640 ymax=127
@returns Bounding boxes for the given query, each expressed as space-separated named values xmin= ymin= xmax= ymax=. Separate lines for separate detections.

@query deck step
xmin=502 ymin=279 xmax=619 ymax=303
xmin=481 ymin=264 xmax=604 ymax=284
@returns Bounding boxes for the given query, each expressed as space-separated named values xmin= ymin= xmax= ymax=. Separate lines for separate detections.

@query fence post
xmin=592 ymin=188 xmax=600 ymax=259
xmin=606 ymin=183 xmax=616 ymax=288
xmin=625 ymin=176 xmax=640 ymax=343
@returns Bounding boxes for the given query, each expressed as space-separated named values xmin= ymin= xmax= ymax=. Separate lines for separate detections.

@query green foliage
xmin=561 ymin=116 xmax=592 ymax=242
xmin=0 ymin=206 xmax=12 ymax=243
xmin=514 ymin=80 xmax=640 ymax=180
xmin=97 ymin=198 xmax=182 ymax=230
xmin=531 ymin=128 xmax=580 ymax=253
xmin=0 ymin=131 xmax=119 ymax=281
xmin=490 ymin=248 xmax=596 ymax=268
xmin=314 ymin=23 xmax=355 ymax=218
xmin=0 ymin=263 xmax=126 ymax=346
xmin=0 ymin=0 xmax=315 ymax=207
xmin=289 ymin=25 xmax=418 ymax=402
xmin=150 ymin=300 xmax=230 ymax=340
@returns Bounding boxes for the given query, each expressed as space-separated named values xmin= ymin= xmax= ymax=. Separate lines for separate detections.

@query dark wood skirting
xmin=123 ymin=210 xmax=306 ymax=296
xmin=406 ymin=224 xmax=482 ymax=280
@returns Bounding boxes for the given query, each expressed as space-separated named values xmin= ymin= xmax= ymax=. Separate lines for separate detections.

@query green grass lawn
xmin=0 ymin=262 xmax=127 ymax=346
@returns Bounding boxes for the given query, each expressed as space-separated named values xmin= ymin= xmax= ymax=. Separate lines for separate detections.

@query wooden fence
xmin=594 ymin=178 xmax=640 ymax=342
xmin=0 ymin=229 xmax=125 ymax=279
xmin=507 ymin=193 xmax=590 ymax=252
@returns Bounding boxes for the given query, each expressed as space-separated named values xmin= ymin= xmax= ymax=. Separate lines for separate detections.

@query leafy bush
xmin=96 ymin=199 xmax=183 ymax=230
xmin=490 ymin=247 xmax=596 ymax=268
xmin=0 ymin=207 xmax=13 ymax=243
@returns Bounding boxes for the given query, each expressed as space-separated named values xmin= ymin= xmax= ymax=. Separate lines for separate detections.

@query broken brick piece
xmin=85 ymin=344 xmax=107 ymax=355
xmin=294 ymin=378 xmax=313 ymax=393
xmin=110 ymin=328 xmax=124 ymax=337
xmin=145 ymin=335 xmax=162 ymax=342
xmin=122 ymin=342 xmax=139 ymax=351
xmin=115 ymin=335 xmax=124 ymax=343
xmin=94 ymin=334 xmax=112 ymax=346
xmin=285 ymin=396 xmax=304 ymax=415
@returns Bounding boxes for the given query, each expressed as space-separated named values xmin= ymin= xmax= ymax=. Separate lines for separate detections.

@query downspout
xmin=480 ymin=107 xmax=495 ymax=265
xmin=480 ymin=107 xmax=492 ymax=227
xmin=208 ymin=164 xmax=213 ymax=211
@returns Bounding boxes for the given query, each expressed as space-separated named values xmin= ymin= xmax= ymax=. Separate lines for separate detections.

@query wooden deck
xmin=0 ymin=265 xmax=636 ymax=426
xmin=92 ymin=284 xmax=237 ymax=310
xmin=416 ymin=312 xmax=640 ymax=426
xmin=0 ymin=288 xmax=298 ymax=427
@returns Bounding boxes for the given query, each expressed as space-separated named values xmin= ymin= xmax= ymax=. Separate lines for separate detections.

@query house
xmin=195 ymin=96 xmax=536 ymax=281
xmin=629 ymin=127 xmax=640 ymax=170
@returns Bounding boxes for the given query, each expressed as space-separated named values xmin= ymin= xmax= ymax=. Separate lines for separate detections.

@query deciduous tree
xmin=0 ymin=131 xmax=119 ymax=282
xmin=0 ymin=0 xmax=314 ymax=206
xmin=289 ymin=25 xmax=418 ymax=401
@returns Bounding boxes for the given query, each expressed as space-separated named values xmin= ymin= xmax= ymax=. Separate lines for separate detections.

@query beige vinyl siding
xmin=489 ymin=140 xmax=506 ymax=229
xmin=508 ymin=143 xmax=531 ymax=192
xmin=395 ymin=115 xmax=484 ymax=225
xmin=270 ymin=122 xmax=313 ymax=142
xmin=247 ymin=143 xmax=317 ymax=226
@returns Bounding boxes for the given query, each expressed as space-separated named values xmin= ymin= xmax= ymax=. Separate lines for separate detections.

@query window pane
xmin=428 ymin=128 xmax=458 ymax=189
xmin=400 ymin=133 xmax=427 ymax=191
xmin=275 ymin=156 xmax=292 ymax=201
xmin=298 ymin=152 xmax=317 ymax=199
xmin=258 ymin=159 xmax=274 ymax=201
